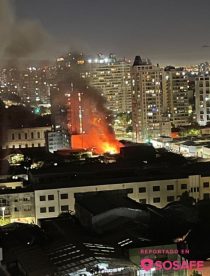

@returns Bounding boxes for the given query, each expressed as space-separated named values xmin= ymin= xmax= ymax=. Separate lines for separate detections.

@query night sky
xmin=14 ymin=0 xmax=210 ymax=65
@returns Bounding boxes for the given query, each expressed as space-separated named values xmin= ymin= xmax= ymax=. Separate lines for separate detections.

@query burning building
xmin=67 ymin=88 xmax=123 ymax=155
xmin=51 ymin=52 xmax=123 ymax=155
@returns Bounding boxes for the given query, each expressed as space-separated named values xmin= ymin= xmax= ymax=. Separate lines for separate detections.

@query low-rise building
xmin=2 ymin=126 xmax=51 ymax=149
xmin=0 ymin=188 xmax=35 ymax=225
xmin=32 ymin=173 xmax=210 ymax=223
xmin=1 ymin=167 xmax=210 ymax=225
xmin=45 ymin=130 xmax=70 ymax=153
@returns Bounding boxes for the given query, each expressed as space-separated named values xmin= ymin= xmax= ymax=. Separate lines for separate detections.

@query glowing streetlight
xmin=1 ymin=207 xmax=6 ymax=221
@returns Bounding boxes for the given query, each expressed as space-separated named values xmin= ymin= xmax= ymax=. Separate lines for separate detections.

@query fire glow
xmin=67 ymin=90 xmax=123 ymax=155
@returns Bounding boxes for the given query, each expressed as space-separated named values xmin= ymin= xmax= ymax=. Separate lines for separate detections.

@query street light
xmin=1 ymin=207 xmax=6 ymax=221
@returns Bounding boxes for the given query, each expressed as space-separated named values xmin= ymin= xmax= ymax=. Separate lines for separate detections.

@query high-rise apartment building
xmin=85 ymin=54 xmax=132 ymax=114
xmin=195 ymin=75 xmax=210 ymax=126
xmin=19 ymin=67 xmax=50 ymax=106
xmin=0 ymin=68 xmax=20 ymax=97
xmin=162 ymin=66 xmax=190 ymax=127
xmin=131 ymin=56 xmax=169 ymax=141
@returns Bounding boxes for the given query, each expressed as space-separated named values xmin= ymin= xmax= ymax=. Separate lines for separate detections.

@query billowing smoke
xmin=54 ymin=52 xmax=123 ymax=154
xmin=0 ymin=0 xmax=48 ymax=64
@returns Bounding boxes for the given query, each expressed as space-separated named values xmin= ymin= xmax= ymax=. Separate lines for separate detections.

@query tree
xmin=178 ymin=191 xmax=196 ymax=206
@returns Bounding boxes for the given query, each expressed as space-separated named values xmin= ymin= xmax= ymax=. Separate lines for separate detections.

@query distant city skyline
xmin=11 ymin=0 xmax=210 ymax=66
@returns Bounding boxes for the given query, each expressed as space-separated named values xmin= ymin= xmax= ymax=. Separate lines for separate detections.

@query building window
xmin=203 ymin=182 xmax=209 ymax=188
xmin=38 ymin=143 xmax=41 ymax=147
xmin=12 ymin=133 xmax=15 ymax=140
xmin=31 ymin=132 xmax=34 ymax=139
xmin=14 ymin=207 xmax=19 ymax=212
xmin=48 ymin=195 xmax=54 ymax=201
xmin=126 ymin=188 xmax=133 ymax=194
xmin=139 ymin=199 xmax=146 ymax=204
xmin=40 ymin=195 xmax=46 ymax=201
xmin=153 ymin=197 xmax=160 ymax=203
xmin=23 ymin=197 xmax=30 ymax=201
xmin=18 ymin=133 xmax=21 ymax=139
xmin=203 ymin=193 xmax=210 ymax=200
xmin=37 ymin=132 xmax=40 ymax=139
xmin=40 ymin=207 xmax=46 ymax=213
xmin=60 ymin=193 xmax=68 ymax=199
xmin=25 ymin=144 xmax=28 ymax=148
xmin=167 ymin=185 xmax=174 ymax=191
xmin=181 ymin=184 xmax=187 ymax=189
xmin=167 ymin=196 xmax=175 ymax=202
xmin=32 ymin=143 xmax=34 ymax=147
xmin=25 ymin=133 xmax=27 ymax=139
xmin=19 ymin=145 xmax=21 ymax=148
xmin=61 ymin=205 xmax=69 ymax=212
xmin=49 ymin=206 xmax=55 ymax=212
xmin=24 ymin=206 xmax=31 ymax=211
xmin=139 ymin=187 xmax=146 ymax=193
xmin=153 ymin=186 xmax=160 ymax=192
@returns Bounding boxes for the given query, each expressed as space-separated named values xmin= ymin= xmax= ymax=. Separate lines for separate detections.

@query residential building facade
xmin=2 ymin=126 xmax=51 ymax=149
xmin=1 ymin=174 xmax=210 ymax=224
xmin=195 ymin=75 xmax=210 ymax=126
xmin=162 ymin=66 xmax=190 ymax=127
xmin=131 ymin=56 xmax=165 ymax=141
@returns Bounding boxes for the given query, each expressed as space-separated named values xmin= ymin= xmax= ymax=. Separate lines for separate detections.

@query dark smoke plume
xmin=53 ymin=52 xmax=122 ymax=154
xmin=0 ymin=0 xmax=48 ymax=64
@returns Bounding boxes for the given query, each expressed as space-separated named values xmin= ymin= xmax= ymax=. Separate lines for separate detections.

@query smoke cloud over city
xmin=55 ymin=53 xmax=123 ymax=154
xmin=0 ymin=0 xmax=48 ymax=64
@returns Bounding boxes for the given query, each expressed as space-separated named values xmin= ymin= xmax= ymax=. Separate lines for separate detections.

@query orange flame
xmin=68 ymin=91 xmax=123 ymax=154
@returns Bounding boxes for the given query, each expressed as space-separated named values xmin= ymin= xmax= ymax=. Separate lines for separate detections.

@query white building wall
xmin=2 ymin=126 xmax=51 ymax=149
xmin=2 ymin=174 xmax=210 ymax=224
